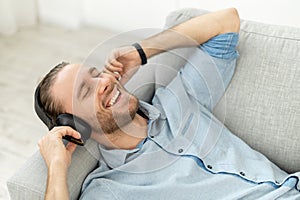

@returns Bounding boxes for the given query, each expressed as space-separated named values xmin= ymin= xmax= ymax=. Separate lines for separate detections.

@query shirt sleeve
xmin=179 ymin=33 xmax=239 ymax=111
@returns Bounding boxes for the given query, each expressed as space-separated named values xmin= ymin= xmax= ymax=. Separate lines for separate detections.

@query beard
xmin=94 ymin=93 xmax=139 ymax=134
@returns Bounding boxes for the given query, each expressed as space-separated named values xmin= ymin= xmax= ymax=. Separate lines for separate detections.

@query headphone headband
xmin=34 ymin=86 xmax=55 ymax=130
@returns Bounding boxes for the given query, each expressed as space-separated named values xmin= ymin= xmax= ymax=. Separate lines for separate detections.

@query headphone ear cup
xmin=56 ymin=113 xmax=91 ymax=145
xmin=35 ymin=85 xmax=91 ymax=146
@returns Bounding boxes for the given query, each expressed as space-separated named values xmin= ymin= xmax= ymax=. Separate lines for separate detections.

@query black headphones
xmin=34 ymin=85 xmax=91 ymax=146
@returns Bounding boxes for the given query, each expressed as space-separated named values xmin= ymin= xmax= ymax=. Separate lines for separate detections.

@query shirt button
xmin=150 ymin=135 xmax=154 ymax=138
xmin=207 ymin=165 xmax=213 ymax=169
xmin=178 ymin=148 xmax=183 ymax=153
xmin=240 ymin=172 xmax=245 ymax=176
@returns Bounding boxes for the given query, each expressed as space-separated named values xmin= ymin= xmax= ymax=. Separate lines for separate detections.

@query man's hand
xmin=38 ymin=126 xmax=81 ymax=171
xmin=38 ymin=126 xmax=81 ymax=200
xmin=105 ymin=46 xmax=141 ymax=85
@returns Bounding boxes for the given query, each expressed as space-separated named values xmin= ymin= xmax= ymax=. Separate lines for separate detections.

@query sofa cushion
xmin=213 ymin=20 xmax=300 ymax=173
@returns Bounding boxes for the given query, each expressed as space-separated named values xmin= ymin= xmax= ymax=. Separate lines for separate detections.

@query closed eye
xmin=82 ymin=86 xmax=90 ymax=99
xmin=77 ymin=67 xmax=100 ymax=101
xmin=77 ymin=82 xmax=91 ymax=100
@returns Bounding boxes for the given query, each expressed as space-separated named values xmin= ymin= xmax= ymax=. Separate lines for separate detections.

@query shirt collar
xmin=99 ymin=144 xmax=140 ymax=169
xmin=138 ymin=100 xmax=166 ymax=120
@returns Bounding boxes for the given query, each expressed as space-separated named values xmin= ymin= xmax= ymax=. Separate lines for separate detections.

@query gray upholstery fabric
xmin=214 ymin=20 xmax=300 ymax=173
xmin=7 ymin=8 xmax=300 ymax=200
xmin=7 ymin=139 xmax=99 ymax=200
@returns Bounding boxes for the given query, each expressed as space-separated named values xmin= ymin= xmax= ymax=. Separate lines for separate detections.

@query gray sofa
xmin=7 ymin=8 xmax=300 ymax=199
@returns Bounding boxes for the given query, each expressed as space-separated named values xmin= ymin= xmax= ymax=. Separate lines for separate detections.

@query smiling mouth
xmin=107 ymin=89 xmax=121 ymax=107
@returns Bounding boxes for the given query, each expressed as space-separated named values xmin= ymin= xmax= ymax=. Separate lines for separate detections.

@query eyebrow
xmin=76 ymin=67 xmax=97 ymax=100
xmin=88 ymin=67 xmax=97 ymax=75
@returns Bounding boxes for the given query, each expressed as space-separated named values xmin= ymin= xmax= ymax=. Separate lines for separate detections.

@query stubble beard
xmin=95 ymin=94 xmax=139 ymax=134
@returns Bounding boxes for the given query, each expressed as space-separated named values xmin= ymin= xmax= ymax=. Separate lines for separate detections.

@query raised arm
xmin=140 ymin=7 xmax=240 ymax=58
xmin=105 ymin=8 xmax=240 ymax=84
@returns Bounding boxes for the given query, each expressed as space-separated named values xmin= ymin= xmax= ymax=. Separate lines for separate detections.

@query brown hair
xmin=38 ymin=62 xmax=69 ymax=123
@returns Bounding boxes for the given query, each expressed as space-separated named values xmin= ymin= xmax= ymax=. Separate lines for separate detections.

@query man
xmin=37 ymin=8 xmax=300 ymax=199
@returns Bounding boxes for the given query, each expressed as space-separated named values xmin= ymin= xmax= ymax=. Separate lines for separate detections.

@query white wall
xmin=37 ymin=0 xmax=178 ymax=31
xmin=37 ymin=0 xmax=300 ymax=32
xmin=37 ymin=0 xmax=82 ymax=29
xmin=1 ymin=0 xmax=299 ymax=35
xmin=0 ymin=0 xmax=37 ymax=35
xmin=82 ymin=0 xmax=177 ymax=32
xmin=177 ymin=0 xmax=300 ymax=29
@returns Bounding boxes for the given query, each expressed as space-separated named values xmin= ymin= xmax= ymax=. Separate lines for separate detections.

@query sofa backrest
xmin=143 ymin=8 xmax=300 ymax=173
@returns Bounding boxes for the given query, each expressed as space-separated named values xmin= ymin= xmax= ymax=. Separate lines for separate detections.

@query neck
xmin=91 ymin=113 xmax=148 ymax=150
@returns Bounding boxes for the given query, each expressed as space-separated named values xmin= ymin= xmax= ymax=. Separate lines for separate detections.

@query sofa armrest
xmin=7 ymin=139 xmax=99 ymax=200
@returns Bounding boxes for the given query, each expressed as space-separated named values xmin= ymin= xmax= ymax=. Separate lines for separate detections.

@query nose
xmin=96 ymin=72 xmax=115 ymax=95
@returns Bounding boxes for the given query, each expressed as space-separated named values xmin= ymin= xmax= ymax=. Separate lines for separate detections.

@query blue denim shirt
xmin=80 ymin=33 xmax=300 ymax=199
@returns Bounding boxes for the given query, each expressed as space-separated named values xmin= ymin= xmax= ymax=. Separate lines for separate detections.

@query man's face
xmin=51 ymin=64 xmax=139 ymax=134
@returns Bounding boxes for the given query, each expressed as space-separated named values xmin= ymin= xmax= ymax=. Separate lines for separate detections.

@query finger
xmin=105 ymin=62 xmax=123 ymax=73
xmin=66 ymin=142 xmax=77 ymax=154
xmin=52 ymin=126 xmax=81 ymax=139
xmin=107 ymin=53 xmax=123 ymax=67
xmin=106 ymin=50 xmax=123 ymax=67
xmin=110 ymin=60 xmax=123 ymax=68
xmin=103 ymin=68 xmax=121 ymax=80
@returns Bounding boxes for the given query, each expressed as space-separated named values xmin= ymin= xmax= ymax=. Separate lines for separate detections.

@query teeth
xmin=109 ymin=90 xmax=120 ymax=106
